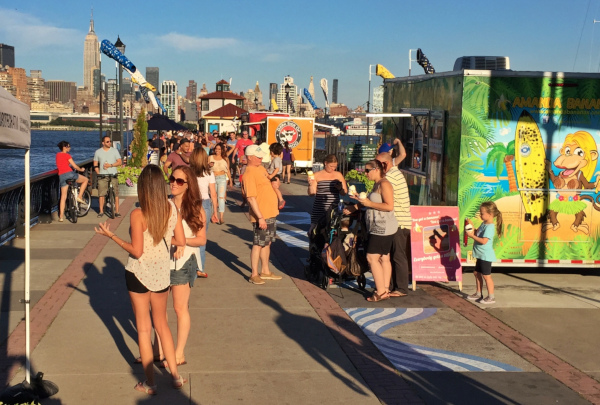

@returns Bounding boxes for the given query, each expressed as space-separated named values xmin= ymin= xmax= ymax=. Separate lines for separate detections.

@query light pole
xmin=284 ymin=83 xmax=290 ymax=114
xmin=115 ymin=36 xmax=125 ymax=151
xmin=408 ymin=49 xmax=418 ymax=77
xmin=254 ymin=95 xmax=258 ymax=111
xmin=367 ymin=64 xmax=376 ymax=143
xmin=98 ymin=42 xmax=103 ymax=144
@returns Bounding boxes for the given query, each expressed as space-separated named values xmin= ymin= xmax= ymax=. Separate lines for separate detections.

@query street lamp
xmin=367 ymin=64 xmax=376 ymax=143
xmin=115 ymin=36 xmax=125 ymax=151
xmin=98 ymin=43 xmax=103 ymax=144
xmin=285 ymin=82 xmax=290 ymax=114
xmin=254 ymin=95 xmax=258 ymax=111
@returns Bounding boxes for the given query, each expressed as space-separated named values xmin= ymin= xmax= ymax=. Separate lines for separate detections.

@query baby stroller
xmin=305 ymin=204 xmax=369 ymax=290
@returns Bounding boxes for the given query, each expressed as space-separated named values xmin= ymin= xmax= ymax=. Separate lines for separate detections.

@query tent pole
xmin=24 ymin=149 xmax=31 ymax=383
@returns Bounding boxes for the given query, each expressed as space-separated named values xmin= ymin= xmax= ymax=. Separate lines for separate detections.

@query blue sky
xmin=1 ymin=0 xmax=599 ymax=108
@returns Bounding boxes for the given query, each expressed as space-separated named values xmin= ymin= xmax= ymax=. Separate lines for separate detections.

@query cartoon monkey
xmin=543 ymin=131 xmax=599 ymax=234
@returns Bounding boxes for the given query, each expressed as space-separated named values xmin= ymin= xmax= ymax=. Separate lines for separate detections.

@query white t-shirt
xmin=196 ymin=173 xmax=216 ymax=200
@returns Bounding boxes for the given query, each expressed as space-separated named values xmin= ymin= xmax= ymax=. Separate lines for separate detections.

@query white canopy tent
xmin=0 ymin=86 xmax=32 ymax=382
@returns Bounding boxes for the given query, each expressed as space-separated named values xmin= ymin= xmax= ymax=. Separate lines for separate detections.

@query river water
xmin=0 ymin=130 xmax=107 ymax=187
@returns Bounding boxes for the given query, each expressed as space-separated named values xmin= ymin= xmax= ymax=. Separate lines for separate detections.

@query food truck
xmin=381 ymin=69 xmax=600 ymax=267
xmin=242 ymin=112 xmax=316 ymax=170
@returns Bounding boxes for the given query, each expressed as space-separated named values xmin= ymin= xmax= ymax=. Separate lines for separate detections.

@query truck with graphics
xmin=241 ymin=112 xmax=316 ymax=170
xmin=381 ymin=69 xmax=600 ymax=267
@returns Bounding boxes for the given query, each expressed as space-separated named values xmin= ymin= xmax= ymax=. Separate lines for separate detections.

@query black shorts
xmin=367 ymin=234 xmax=394 ymax=255
xmin=125 ymin=270 xmax=169 ymax=293
xmin=282 ymin=160 xmax=292 ymax=166
xmin=475 ymin=259 xmax=493 ymax=276
xmin=253 ymin=217 xmax=277 ymax=247
xmin=270 ymin=174 xmax=281 ymax=182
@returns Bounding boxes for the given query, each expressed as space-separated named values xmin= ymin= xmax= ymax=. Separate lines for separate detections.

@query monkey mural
xmin=543 ymin=131 xmax=600 ymax=235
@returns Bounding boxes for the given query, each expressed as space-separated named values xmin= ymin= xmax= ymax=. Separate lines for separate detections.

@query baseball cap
xmin=378 ymin=142 xmax=393 ymax=153
xmin=245 ymin=144 xmax=266 ymax=158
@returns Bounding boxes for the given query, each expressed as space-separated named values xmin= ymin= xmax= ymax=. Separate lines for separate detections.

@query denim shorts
xmin=59 ymin=171 xmax=79 ymax=188
xmin=170 ymin=267 xmax=195 ymax=287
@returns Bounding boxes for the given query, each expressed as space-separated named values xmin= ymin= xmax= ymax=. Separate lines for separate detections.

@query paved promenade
xmin=0 ymin=177 xmax=599 ymax=404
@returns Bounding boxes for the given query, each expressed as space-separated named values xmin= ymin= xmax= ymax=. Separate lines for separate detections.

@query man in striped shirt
xmin=376 ymin=150 xmax=411 ymax=296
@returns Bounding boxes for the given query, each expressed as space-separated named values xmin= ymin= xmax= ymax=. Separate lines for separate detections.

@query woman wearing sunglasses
xmin=94 ymin=164 xmax=187 ymax=395
xmin=167 ymin=166 xmax=206 ymax=367
xmin=208 ymin=143 xmax=230 ymax=225
xmin=345 ymin=160 xmax=397 ymax=302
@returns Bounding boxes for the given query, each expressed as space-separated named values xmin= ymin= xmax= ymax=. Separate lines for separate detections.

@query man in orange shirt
xmin=242 ymin=145 xmax=283 ymax=285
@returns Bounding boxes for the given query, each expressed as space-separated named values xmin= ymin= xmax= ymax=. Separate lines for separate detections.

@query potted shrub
xmin=345 ymin=168 xmax=374 ymax=194
xmin=118 ymin=109 xmax=148 ymax=196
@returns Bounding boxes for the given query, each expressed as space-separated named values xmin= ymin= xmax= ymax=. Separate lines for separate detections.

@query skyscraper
xmin=161 ymin=80 xmax=178 ymax=121
xmin=332 ymin=79 xmax=338 ymax=104
xmin=276 ymin=76 xmax=298 ymax=114
xmin=186 ymin=80 xmax=197 ymax=101
xmin=83 ymin=10 xmax=99 ymax=91
xmin=146 ymin=67 xmax=159 ymax=92
xmin=269 ymin=83 xmax=277 ymax=111
xmin=0 ymin=43 xmax=15 ymax=68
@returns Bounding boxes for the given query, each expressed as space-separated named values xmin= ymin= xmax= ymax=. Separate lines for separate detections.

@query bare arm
xmin=95 ymin=208 xmax=144 ymax=258
xmin=358 ymin=181 xmax=394 ymax=212
xmin=393 ymin=138 xmax=407 ymax=164
xmin=336 ymin=173 xmax=348 ymax=196
xmin=163 ymin=160 xmax=172 ymax=176
xmin=170 ymin=207 xmax=186 ymax=247
xmin=68 ymin=158 xmax=85 ymax=172
xmin=246 ymin=196 xmax=267 ymax=229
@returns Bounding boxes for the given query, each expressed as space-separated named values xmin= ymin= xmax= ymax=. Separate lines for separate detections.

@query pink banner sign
xmin=410 ymin=206 xmax=462 ymax=282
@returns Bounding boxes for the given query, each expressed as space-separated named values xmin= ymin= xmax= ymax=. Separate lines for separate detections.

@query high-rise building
xmin=45 ymin=80 xmax=77 ymax=104
xmin=269 ymin=83 xmax=277 ymax=111
xmin=92 ymin=68 xmax=101 ymax=97
xmin=28 ymin=70 xmax=49 ymax=104
xmin=332 ymin=79 xmax=338 ymax=104
xmin=199 ymin=83 xmax=208 ymax=97
xmin=83 ymin=10 xmax=99 ymax=91
xmin=161 ymin=80 xmax=179 ymax=121
xmin=186 ymin=80 xmax=197 ymax=101
xmin=276 ymin=76 xmax=298 ymax=114
xmin=106 ymin=79 xmax=117 ymax=114
xmin=308 ymin=77 xmax=315 ymax=100
xmin=0 ymin=43 xmax=15 ymax=68
xmin=146 ymin=67 xmax=159 ymax=92
xmin=8 ymin=67 xmax=30 ymax=105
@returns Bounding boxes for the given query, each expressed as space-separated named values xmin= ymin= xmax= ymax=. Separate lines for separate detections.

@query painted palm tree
xmin=486 ymin=140 xmax=517 ymax=192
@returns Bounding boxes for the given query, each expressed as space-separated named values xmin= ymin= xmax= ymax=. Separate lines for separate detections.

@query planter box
xmin=118 ymin=183 xmax=138 ymax=197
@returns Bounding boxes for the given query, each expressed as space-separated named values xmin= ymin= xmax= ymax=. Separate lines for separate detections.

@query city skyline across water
xmin=1 ymin=0 xmax=599 ymax=109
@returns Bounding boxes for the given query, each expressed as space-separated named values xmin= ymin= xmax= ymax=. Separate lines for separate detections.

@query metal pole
xmin=24 ymin=149 xmax=30 ymax=383
xmin=367 ymin=65 xmax=373 ymax=144
xmin=99 ymin=44 xmax=103 ymax=143
xmin=409 ymin=49 xmax=412 ymax=77
xmin=119 ymin=64 xmax=123 ymax=148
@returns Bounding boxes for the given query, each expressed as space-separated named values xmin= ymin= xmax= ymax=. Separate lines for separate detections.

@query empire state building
xmin=83 ymin=10 xmax=99 ymax=92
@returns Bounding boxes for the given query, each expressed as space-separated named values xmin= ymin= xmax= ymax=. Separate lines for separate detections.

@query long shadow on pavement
xmin=257 ymin=295 xmax=370 ymax=396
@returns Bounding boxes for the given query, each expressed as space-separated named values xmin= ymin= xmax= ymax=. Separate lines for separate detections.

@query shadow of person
xmin=428 ymin=216 xmax=462 ymax=284
xmin=257 ymin=295 xmax=368 ymax=396
xmin=205 ymin=238 xmax=252 ymax=278
xmin=67 ymin=258 xmax=138 ymax=363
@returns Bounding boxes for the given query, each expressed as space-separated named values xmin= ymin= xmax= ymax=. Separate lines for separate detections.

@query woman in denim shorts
xmin=55 ymin=141 xmax=88 ymax=222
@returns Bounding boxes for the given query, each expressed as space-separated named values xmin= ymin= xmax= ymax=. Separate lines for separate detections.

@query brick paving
xmin=0 ymin=197 xmax=134 ymax=385
xmin=421 ymin=283 xmax=600 ymax=405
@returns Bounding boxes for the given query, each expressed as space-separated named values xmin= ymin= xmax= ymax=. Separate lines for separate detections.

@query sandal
xmin=159 ymin=358 xmax=168 ymax=369
xmin=388 ymin=290 xmax=407 ymax=298
xmin=196 ymin=271 xmax=208 ymax=278
xmin=133 ymin=355 xmax=162 ymax=364
xmin=134 ymin=381 xmax=157 ymax=395
xmin=366 ymin=291 xmax=390 ymax=302
xmin=173 ymin=375 xmax=188 ymax=389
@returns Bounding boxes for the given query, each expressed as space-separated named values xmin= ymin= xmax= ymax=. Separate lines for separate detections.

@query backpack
xmin=322 ymin=236 xmax=347 ymax=275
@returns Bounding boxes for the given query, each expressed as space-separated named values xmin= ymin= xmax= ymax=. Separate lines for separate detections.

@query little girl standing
xmin=465 ymin=201 xmax=503 ymax=304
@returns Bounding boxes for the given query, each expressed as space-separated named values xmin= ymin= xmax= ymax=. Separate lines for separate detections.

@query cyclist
xmin=56 ymin=140 xmax=88 ymax=222
xmin=94 ymin=135 xmax=122 ymax=218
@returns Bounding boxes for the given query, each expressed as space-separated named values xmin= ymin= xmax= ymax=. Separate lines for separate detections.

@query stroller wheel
xmin=319 ymin=272 xmax=329 ymax=290
xmin=357 ymin=274 xmax=366 ymax=290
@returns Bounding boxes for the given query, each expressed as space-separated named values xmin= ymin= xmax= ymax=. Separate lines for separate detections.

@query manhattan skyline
xmin=1 ymin=0 xmax=598 ymax=108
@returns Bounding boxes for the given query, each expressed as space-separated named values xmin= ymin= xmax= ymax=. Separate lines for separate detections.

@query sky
xmin=2 ymin=0 xmax=600 ymax=109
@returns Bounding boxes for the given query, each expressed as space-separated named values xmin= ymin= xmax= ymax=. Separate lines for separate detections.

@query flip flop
xmin=196 ymin=271 xmax=208 ymax=278
xmin=173 ymin=375 xmax=188 ymax=389
xmin=388 ymin=290 xmax=407 ymax=298
xmin=177 ymin=360 xmax=187 ymax=366
xmin=133 ymin=356 xmax=162 ymax=364
xmin=366 ymin=291 xmax=390 ymax=302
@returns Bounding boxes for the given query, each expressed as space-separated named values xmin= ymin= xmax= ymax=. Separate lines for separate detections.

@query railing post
xmin=15 ymin=191 xmax=25 ymax=237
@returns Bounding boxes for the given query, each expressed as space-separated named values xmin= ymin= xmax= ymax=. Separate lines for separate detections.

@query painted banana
xmin=514 ymin=110 xmax=547 ymax=224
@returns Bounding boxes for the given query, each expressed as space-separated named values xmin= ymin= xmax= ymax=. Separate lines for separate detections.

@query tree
xmin=130 ymin=109 xmax=148 ymax=168
xmin=486 ymin=140 xmax=517 ymax=192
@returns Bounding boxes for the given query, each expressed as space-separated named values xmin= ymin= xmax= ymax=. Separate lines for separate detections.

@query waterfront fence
xmin=0 ymin=159 xmax=94 ymax=245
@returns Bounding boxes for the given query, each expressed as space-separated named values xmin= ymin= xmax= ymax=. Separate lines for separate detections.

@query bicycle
xmin=98 ymin=174 xmax=118 ymax=219
xmin=64 ymin=175 xmax=91 ymax=223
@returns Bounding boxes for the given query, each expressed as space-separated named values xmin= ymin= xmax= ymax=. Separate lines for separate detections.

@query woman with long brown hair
xmin=167 ymin=166 xmax=207 ymax=365
xmin=209 ymin=143 xmax=230 ymax=224
xmin=189 ymin=148 xmax=218 ymax=276
xmin=95 ymin=164 xmax=187 ymax=395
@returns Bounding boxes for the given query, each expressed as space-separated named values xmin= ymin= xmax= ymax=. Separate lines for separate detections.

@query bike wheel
xmin=67 ymin=193 xmax=78 ymax=223
xmin=77 ymin=189 xmax=91 ymax=217
xmin=105 ymin=188 xmax=115 ymax=219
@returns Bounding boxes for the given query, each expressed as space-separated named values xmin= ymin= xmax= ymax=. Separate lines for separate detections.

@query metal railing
xmin=0 ymin=159 xmax=94 ymax=245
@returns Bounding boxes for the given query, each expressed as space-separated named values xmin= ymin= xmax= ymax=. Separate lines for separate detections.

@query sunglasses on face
xmin=364 ymin=167 xmax=377 ymax=174
xmin=169 ymin=176 xmax=187 ymax=186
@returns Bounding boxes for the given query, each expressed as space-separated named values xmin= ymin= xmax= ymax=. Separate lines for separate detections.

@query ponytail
xmin=495 ymin=211 xmax=503 ymax=237
xmin=481 ymin=201 xmax=503 ymax=237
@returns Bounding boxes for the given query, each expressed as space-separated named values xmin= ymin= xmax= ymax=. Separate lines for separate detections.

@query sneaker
xmin=260 ymin=272 xmax=282 ymax=280
xmin=115 ymin=213 xmax=122 ymax=218
xmin=467 ymin=293 xmax=482 ymax=301
xmin=249 ymin=275 xmax=265 ymax=285
xmin=481 ymin=296 xmax=496 ymax=304
xmin=97 ymin=213 xmax=104 ymax=218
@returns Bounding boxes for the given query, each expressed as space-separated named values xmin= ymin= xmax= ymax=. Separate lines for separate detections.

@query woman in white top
xmin=208 ymin=143 xmax=230 ymax=224
xmin=190 ymin=148 xmax=219 ymax=277
xmin=95 ymin=164 xmax=187 ymax=395
xmin=168 ymin=166 xmax=207 ymax=366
